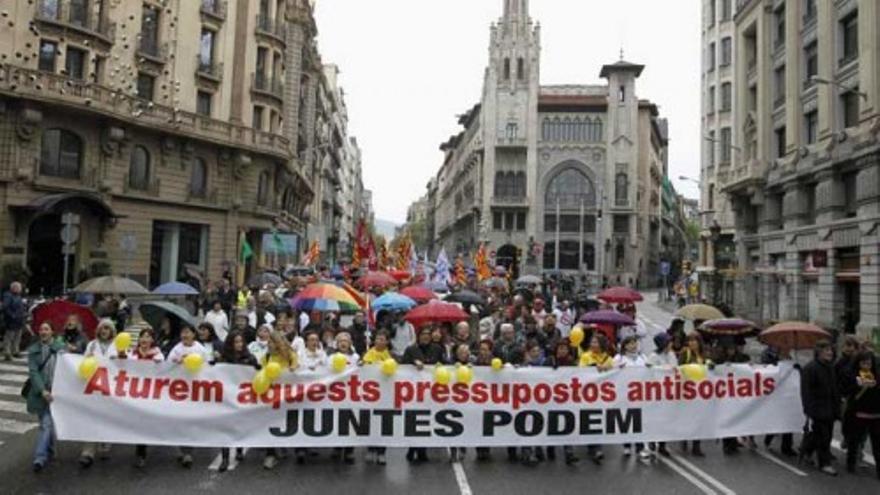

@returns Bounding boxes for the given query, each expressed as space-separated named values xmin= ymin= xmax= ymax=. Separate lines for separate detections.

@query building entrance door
xmin=27 ymin=214 xmax=69 ymax=296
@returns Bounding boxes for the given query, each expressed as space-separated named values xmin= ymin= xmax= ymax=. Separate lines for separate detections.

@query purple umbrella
xmin=579 ymin=310 xmax=635 ymax=327
xmin=699 ymin=318 xmax=758 ymax=336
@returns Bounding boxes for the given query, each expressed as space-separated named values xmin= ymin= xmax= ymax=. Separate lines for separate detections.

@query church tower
xmin=480 ymin=0 xmax=540 ymax=264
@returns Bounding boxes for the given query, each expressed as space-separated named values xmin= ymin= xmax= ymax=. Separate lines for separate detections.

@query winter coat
xmin=26 ymin=339 xmax=65 ymax=415
xmin=84 ymin=339 xmax=119 ymax=359
xmin=347 ymin=323 xmax=369 ymax=356
xmin=363 ymin=347 xmax=392 ymax=364
xmin=648 ymin=351 xmax=678 ymax=367
xmin=492 ymin=340 xmax=523 ymax=365
xmin=61 ymin=328 xmax=89 ymax=354
xmin=841 ymin=362 xmax=880 ymax=418
xmin=2 ymin=291 xmax=25 ymax=330
xmin=298 ymin=347 xmax=328 ymax=369
xmin=220 ymin=349 xmax=260 ymax=369
xmin=613 ymin=352 xmax=648 ymax=368
xmin=402 ymin=342 xmax=445 ymax=366
xmin=801 ymin=358 xmax=840 ymax=421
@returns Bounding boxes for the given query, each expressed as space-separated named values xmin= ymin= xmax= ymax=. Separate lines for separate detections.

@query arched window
xmin=503 ymin=58 xmax=510 ymax=80
xmin=257 ymin=170 xmax=270 ymax=206
xmin=494 ymin=171 xmax=505 ymax=197
xmin=190 ymin=158 xmax=208 ymax=198
xmin=40 ymin=128 xmax=82 ymax=179
xmin=515 ymin=171 xmax=526 ymax=197
xmin=517 ymin=58 xmax=524 ymax=80
xmin=545 ymin=166 xmax=595 ymax=208
xmin=129 ymin=145 xmax=150 ymax=191
xmin=615 ymin=172 xmax=629 ymax=206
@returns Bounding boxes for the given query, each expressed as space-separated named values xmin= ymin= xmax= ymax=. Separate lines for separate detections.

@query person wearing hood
xmin=402 ymin=326 xmax=444 ymax=463
xmin=79 ymin=319 xmax=120 ymax=467
xmin=841 ymin=351 xmax=880 ymax=479
xmin=799 ymin=340 xmax=840 ymax=476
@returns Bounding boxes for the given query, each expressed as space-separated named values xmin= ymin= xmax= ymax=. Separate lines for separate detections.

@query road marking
xmin=207 ymin=448 xmax=249 ymax=471
xmin=831 ymin=439 xmax=875 ymax=466
xmin=0 ymin=399 xmax=27 ymax=414
xmin=0 ymin=374 xmax=27 ymax=384
xmin=656 ymin=455 xmax=717 ymax=495
xmin=448 ymin=448 xmax=472 ymax=495
xmin=0 ymin=364 xmax=28 ymax=373
xmin=669 ymin=452 xmax=737 ymax=495
xmin=752 ymin=448 xmax=808 ymax=477
xmin=0 ymin=417 xmax=37 ymax=434
xmin=0 ymin=384 xmax=23 ymax=396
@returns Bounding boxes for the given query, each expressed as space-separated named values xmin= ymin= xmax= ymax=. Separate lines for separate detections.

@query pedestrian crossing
xmin=0 ymin=357 xmax=37 ymax=439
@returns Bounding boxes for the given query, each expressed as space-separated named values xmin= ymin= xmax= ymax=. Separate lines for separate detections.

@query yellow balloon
xmin=456 ymin=365 xmax=473 ymax=384
xmin=183 ymin=353 xmax=204 ymax=374
xmin=681 ymin=364 xmax=707 ymax=382
xmin=570 ymin=327 xmax=585 ymax=347
xmin=491 ymin=358 xmax=503 ymax=371
xmin=78 ymin=356 xmax=99 ymax=380
xmin=114 ymin=332 xmax=132 ymax=351
xmin=434 ymin=365 xmax=451 ymax=386
xmin=252 ymin=371 xmax=271 ymax=395
xmin=330 ymin=353 xmax=347 ymax=373
xmin=380 ymin=358 xmax=398 ymax=376
xmin=264 ymin=361 xmax=282 ymax=380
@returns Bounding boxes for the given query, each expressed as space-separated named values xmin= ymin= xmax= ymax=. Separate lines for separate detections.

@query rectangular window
xmin=840 ymin=11 xmax=858 ymax=66
xmin=493 ymin=211 xmax=503 ymax=231
xmin=720 ymin=82 xmax=732 ymax=112
xmin=707 ymin=42 xmax=716 ymax=71
xmin=39 ymin=0 xmax=60 ymax=19
xmin=199 ymin=29 xmax=215 ymax=68
xmin=544 ymin=214 xmax=556 ymax=232
xmin=843 ymin=171 xmax=858 ymax=218
xmin=38 ymin=40 xmax=57 ymax=72
xmin=69 ymin=0 xmax=88 ymax=27
xmin=774 ymin=5 xmax=785 ymax=47
xmin=136 ymin=72 xmax=154 ymax=101
xmin=516 ymin=58 xmax=524 ymax=80
xmin=505 ymin=123 xmax=518 ymax=139
xmin=503 ymin=58 xmax=510 ymax=80
xmin=720 ymin=127 xmax=732 ymax=163
xmin=775 ymin=126 xmax=786 ymax=158
xmin=842 ymin=89 xmax=860 ymax=128
xmin=613 ymin=215 xmax=629 ymax=234
xmin=515 ymin=212 xmax=526 ymax=231
xmin=805 ymin=110 xmax=818 ymax=144
xmin=196 ymin=91 xmax=212 ymax=116
xmin=720 ymin=0 xmax=731 ymax=21
xmin=804 ymin=42 xmax=818 ymax=86
xmin=140 ymin=5 xmax=160 ymax=57
xmin=65 ymin=47 xmax=86 ymax=80
xmin=707 ymin=0 xmax=715 ymax=26
xmin=707 ymin=85 xmax=715 ymax=113
xmin=720 ymin=37 xmax=732 ymax=66
xmin=504 ymin=212 xmax=515 ymax=231
xmin=804 ymin=0 xmax=817 ymax=23
xmin=774 ymin=66 xmax=786 ymax=106
xmin=804 ymin=183 xmax=817 ymax=225
xmin=252 ymin=106 xmax=264 ymax=130
xmin=91 ymin=55 xmax=104 ymax=84
xmin=707 ymin=130 xmax=716 ymax=166
xmin=559 ymin=215 xmax=580 ymax=233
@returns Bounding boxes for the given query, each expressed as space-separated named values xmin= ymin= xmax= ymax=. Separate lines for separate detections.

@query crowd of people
xmin=4 ymin=270 xmax=878 ymax=481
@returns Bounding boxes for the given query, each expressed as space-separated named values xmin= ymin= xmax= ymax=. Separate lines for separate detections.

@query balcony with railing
xmin=196 ymin=57 xmax=223 ymax=83
xmin=251 ymin=72 xmax=284 ymax=102
xmin=34 ymin=1 xmax=115 ymax=45
xmin=491 ymin=195 xmax=528 ymax=206
xmin=0 ymin=64 xmax=291 ymax=160
xmin=200 ymin=0 xmax=227 ymax=22
xmin=255 ymin=14 xmax=287 ymax=44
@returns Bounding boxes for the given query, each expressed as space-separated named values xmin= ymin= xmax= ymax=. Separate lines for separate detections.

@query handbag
xmin=20 ymin=349 xmax=56 ymax=399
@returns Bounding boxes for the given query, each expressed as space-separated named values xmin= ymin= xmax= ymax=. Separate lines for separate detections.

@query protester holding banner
xmin=449 ymin=343 xmax=474 ymax=462
xmin=402 ymin=327 xmax=445 ymax=463
xmin=799 ymin=340 xmax=840 ymax=476
xmin=614 ymin=335 xmax=652 ymax=461
xmin=678 ymin=332 xmax=709 ymax=457
xmin=119 ymin=327 xmax=164 ymax=468
xmin=247 ymin=324 xmax=272 ymax=364
xmin=648 ymin=333 xmax=677 ymax=457
xmin=27 ymin=322 xmax=65 ymax=472
xmin=218 ymin=330 xmax=259 ymax=472
xmin=79 ymin=319 xmax=119 ymax=468
xmin=262 ymin=330 xmax=298 ymax=470
xmin=299 ymin=331 xmax=328 ymax=371
xmin=549 ymin=338 xmax=579 ymax=465
xmin=196 ymin=323 xmax=224 ymax=364
xmin=166 ymin=324 xmax=207 ymax=468
xmin=362 ymin=331 xmax=392 ymax=365
xmin=841 ymin=351 xmax=880 ymax=479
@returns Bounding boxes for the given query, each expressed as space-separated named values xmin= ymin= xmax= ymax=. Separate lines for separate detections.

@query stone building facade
xmin=0 ymin=0 xmax=362 ymax=294
xmin=427 ymin=0 xmax=670 ymax=287
xmin=724 ymin=0 xmax=880 ymax=340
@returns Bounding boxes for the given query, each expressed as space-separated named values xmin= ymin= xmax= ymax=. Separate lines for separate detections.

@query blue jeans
xmin=33 ymin=409 xmax=55 ymax=466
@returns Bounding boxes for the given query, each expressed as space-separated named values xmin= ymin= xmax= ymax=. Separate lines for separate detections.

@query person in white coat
xmin=203 ymin=301 xmax=229 ymax=341
xmin=79 ymin=319 xmax=120 ymax=467
xmin=613 ymin=335 xmax=652 ymax=460
xmin=647 ymin=333 xmax=677 ymax=457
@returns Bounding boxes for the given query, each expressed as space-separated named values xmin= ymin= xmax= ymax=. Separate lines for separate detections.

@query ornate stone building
xmin=428 ymin=0 xmax=670 ymax=287
xmin=724 ymin=0 xmax=880 ymax=339
xmin=0 ymin=0 xmax=339 ymax=294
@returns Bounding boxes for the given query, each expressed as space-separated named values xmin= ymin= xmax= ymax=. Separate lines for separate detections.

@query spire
xmin=619 ymin=47 xmax=624 ymax=61
xmin=503 ymin=0 xmax=529 ymax=20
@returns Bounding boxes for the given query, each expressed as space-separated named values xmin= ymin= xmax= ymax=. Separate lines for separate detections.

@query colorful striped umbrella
xmin=289 ymin=283 xmax=361 ymax=313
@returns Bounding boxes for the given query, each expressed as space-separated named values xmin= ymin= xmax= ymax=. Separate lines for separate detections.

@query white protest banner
xmin=52 ymin=355 xmax=805 ymax=448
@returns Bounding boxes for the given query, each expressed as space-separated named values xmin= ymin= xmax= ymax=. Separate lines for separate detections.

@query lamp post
xmin=811 ymin=75 xmax=868 ymax=100
xmin=709 ymin=220 xmax=722 ymax=306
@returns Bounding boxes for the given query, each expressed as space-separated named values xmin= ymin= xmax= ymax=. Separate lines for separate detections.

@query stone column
xmin=784 ymin=250 xmax=805 ymax=320
xmin=814 ymin=171 xmax=844 ymax=224
xmin=857 ymin=232 xmax=880 ymax=340
xmin=817 ymin=248 xmax=842 ymax=330
xmin=781 ymin=183 xmax=806 ymax=230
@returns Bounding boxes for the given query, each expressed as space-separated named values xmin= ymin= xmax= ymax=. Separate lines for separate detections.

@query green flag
xmin=241 ymin=237 xmax=254 ymax=262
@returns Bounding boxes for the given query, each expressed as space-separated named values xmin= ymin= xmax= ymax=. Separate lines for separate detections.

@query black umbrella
xmin=139 ymin=301 xmax=199 ymax=330
xmin=248 ymin=271 xmax=283 ymax=287
xmin=445 ymin=289 xmax=486 ymax=306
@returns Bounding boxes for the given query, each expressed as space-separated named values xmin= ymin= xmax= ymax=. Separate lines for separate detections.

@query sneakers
xmin=565 ymin=453 xmax=580 ymax=465
xmin=179 ymin=454 xmax=193 ymax=468
xmin=263 ymin=455 xmax=278 ymax=470
xmin=623 ymin=447 xmax=632 ymax=457
xmin=638 ymin=450 xmax=653 ymax=460
xmin=32 ymin=461 xmax=45 ymax=473
xmin=218 ymin=459 xmax=229 ymax=473
xmin=820 ymin=465 xmax=838 ymax=476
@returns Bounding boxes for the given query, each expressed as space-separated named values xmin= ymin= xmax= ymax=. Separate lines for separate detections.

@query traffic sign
xmin=60 ymin=224 xmax=80 ymax=244
xmin=120 ymin=233 xmax=137 ymax=253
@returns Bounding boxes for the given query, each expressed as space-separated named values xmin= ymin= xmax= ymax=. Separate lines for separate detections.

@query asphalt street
xmin=0 ymin=293 xmax=877 ymax=494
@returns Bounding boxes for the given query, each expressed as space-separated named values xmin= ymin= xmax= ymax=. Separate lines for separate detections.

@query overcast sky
xmin=314 ymin=0 xmax=701 ymax=224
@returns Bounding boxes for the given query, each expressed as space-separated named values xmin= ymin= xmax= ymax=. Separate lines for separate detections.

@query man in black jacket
xmin=800 ymin=340 xmax=840 ymax=475
xmin=2 ymin=282 xmax=26 ymax=361
xmin=402 ymin=327 xmax=444 ymax=463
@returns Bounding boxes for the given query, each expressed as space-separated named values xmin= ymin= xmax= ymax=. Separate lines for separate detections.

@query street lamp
xmin=679 ymin=175 xmax=700 ymax=185
xmin=811 ymin=75 xmax=868 ymax=100
xmin=708 ymin=220 xmax=722 ymax=306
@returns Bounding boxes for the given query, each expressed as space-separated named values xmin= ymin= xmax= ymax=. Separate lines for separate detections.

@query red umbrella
xmin=699 ymin=318 xmax=759 ymax=337
xmin=357 ymin=271 xmax=396 ymax=290
xmin=597 ymin=286 xmax=643 ymax=304
xmin=579 ymin=309 xmax=635 ymax=327
xmin=400 ymin=285 xmax=438 ymax=303
xmin=405 ymin=300 xmax=469 ymax=327
xmin=759 ymin=321 xmax=831 ymax=351
xmin=32 ymin=300 xmax=100 ymax=339
xmin=389 ymin=270 xmax=412 ymax=282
